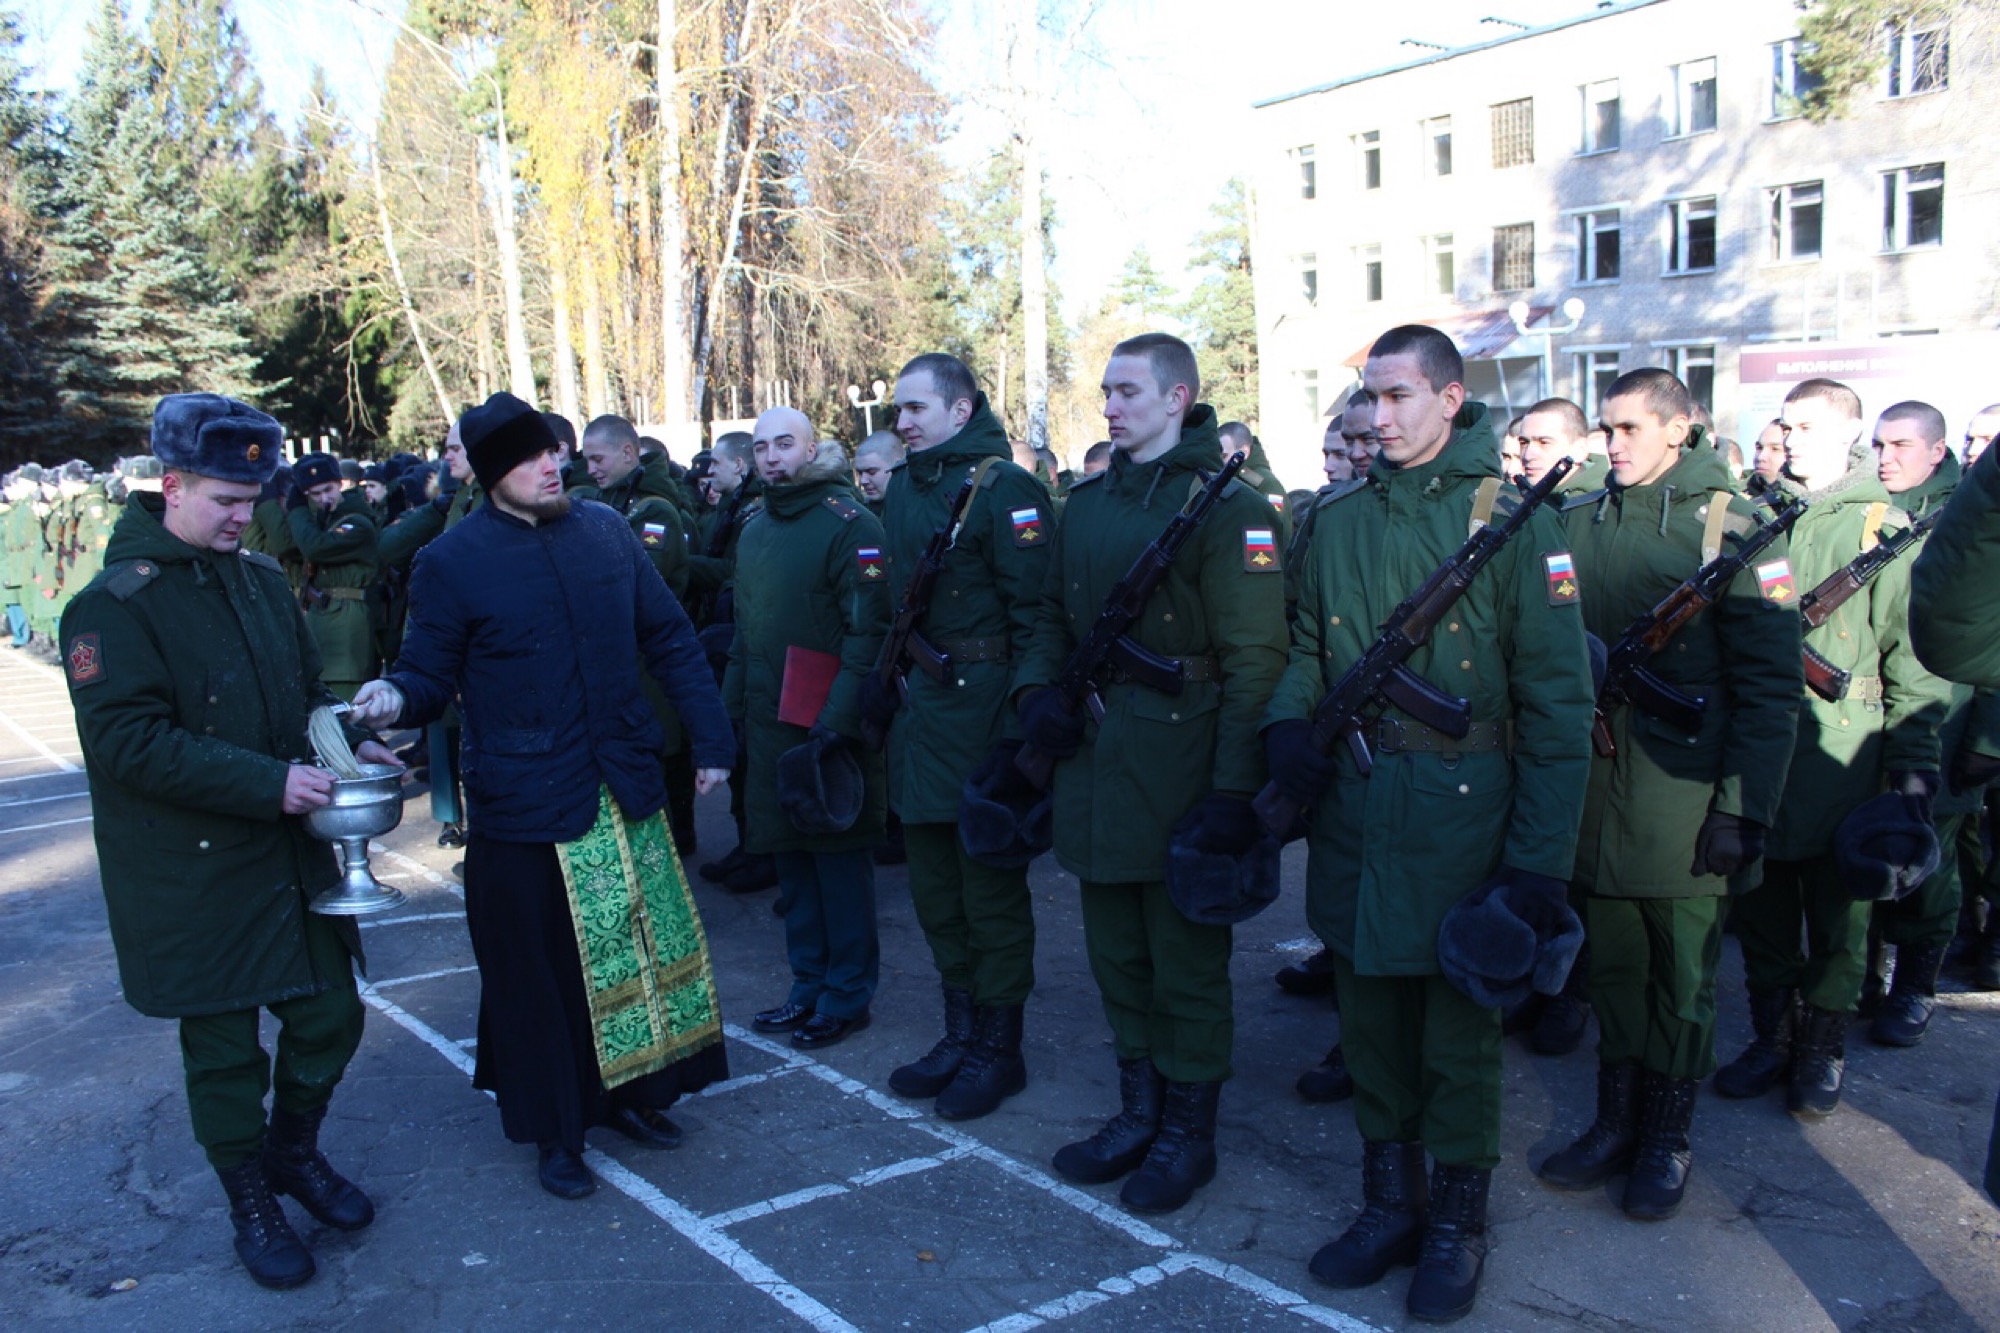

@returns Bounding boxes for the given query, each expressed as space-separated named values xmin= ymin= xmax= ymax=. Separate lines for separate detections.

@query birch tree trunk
xmin=368 ymin=140 xmax=454 ymax=423
xmin=580 ymin=252 xmax=611 ymax=419
xmin=548 ymin=247 xmax=582 ymax=424
xmin=484 ymin=80 xmax=537 ymax=402
xmin=1014 ymin=0 xmax=1049 ymax=456
xmin=657 ymin=0 xmax=692 ymax=427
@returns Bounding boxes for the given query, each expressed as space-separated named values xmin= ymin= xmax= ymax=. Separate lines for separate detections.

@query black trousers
xmin=464 ymin=834 xmax=728 ymax=1152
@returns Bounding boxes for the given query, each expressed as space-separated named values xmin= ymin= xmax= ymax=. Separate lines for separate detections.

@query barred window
xmin=1493 ymin=222 xmax=1535 ymax=292
xmin=1491 ymin=98 xmax=1534 ymax=168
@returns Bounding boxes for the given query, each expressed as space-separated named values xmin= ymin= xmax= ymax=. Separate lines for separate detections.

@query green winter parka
xmin=60 ymin=493 xmax=357 ymax=1018
xmin=1265 ymin=403 xmax=1594 ymax=974
xmin=289 ymin=490 xmax=380 ymax=687
xmin=1764 ymin=446 xmax=1950 ymax=861
xmin=601 ymin=455 xmax=690 ymax=600
xmin=724 ymin=454 xmax=892 ymax=855
xmin=1015 ymin=407 xmax=1288 ymax=884
xmin=881 ymin=395 xmax=1055 ymax=822
xmin=1567 ymin=438 xmax=1803 ymax=898
xmin=1913 ymin=444 xmax=2000 ymax=696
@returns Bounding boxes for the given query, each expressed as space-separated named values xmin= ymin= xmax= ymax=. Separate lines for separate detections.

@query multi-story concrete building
xmin=1249 ymin=0 xmax=1999 ymax=484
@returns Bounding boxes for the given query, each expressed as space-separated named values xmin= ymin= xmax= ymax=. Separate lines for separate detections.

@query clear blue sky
xmin=12 ymin=0 xmax=1592 ymax=315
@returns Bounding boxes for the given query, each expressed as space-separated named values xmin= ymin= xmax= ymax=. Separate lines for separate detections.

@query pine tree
xmin=0 ymin=7 xmax=57 ymax=455
xmin=1180 ymin=179 xmax=1258 ymax=428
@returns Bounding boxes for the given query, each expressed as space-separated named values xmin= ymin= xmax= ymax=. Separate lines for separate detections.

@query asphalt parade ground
xmin=2 ymin=643 xmax=1998 ymax=1331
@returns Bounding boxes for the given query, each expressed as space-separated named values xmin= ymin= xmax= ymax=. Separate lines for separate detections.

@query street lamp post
xmin=1508 ymin=297 xmax=1586 ymax=401
xmin=846 ymin=380 xmax=888 ymax=436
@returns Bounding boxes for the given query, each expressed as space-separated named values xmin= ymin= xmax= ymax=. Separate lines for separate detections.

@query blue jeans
xmin=775 ymin=849 xmax=879 ymax=1019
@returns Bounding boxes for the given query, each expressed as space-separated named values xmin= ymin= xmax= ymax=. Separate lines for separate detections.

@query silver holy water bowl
xmin=304 ymin=762 xmax=408 ymax=916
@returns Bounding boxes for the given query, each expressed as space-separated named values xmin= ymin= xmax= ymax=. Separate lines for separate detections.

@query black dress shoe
xmin=793 ymin=1011 xmax=870 ymax=1049
xmin=752 ymin=1001 xmax=813 ymax=1033
xmin=537 ymin=1145 xmax=595 ymax=1199
xmin=606 ymin=1106 xmax=683 ymax=1150
xmin=1276 ymin=948 xmax=1338 ymax=997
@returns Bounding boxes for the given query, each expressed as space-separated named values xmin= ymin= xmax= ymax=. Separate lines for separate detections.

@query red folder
xmin=778 ymin=645 xmax=841 ymax=728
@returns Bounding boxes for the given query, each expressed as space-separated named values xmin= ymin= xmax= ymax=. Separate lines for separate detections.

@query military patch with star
xmin=1545 ymin=551 xmax=1580 ymax=605
xmin=1010 ymin=507 xmax=1044 ymax=547
xmin=856 ymin=546 xmax=886 ymax=580
xmin=641 ymin=521 xmax=667 ymax=548
xmin=1756 ymin=558 xmax=1795 ymax=603
xmin=1243 ymin=528 xmax=1278 ymax=572
xmin=66 ymin=632 xmax=104 ymax=687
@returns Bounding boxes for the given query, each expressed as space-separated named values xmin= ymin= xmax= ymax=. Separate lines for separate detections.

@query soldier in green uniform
xmin=1219 ymin=420 xmax=1293 ymax=541
xmin=1015 ymin=333 xmax=1287 ymax=1215
xmin=862 ymin=353 xmax=1054 ymax=1120
xmin=1863 ymin=401 xmax=2000 ymax=1044
xmin=2 ymin=464 xmax=43 ymax=647
xmin=1715 ymin=378 xmax=1950 ymax=1119
xmin=852 ymin=429 xmax=903 ymax=518
xmin=728 ymin=411 xmax=892 ymax=1049
xmin=1263 ymin=326 xmax=1592 ymax=1321
xmin=1519 ymin=397 xmax=1611 ymax=495
xmin=1536 ymin=369 xmax=1802 ymax=1221
xmin=288 ymin=453 xmax=380 ymax=701
xmin=62 ymin=394 xmax=398 ymax=1288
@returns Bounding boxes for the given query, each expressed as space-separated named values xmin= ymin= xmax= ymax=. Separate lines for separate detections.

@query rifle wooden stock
xmin=1793 ymin=506 xmax=1938 ymax=705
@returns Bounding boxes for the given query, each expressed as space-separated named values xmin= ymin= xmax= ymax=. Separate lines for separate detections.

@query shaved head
xmin=752 ymin=407 xmax=818 ymax=486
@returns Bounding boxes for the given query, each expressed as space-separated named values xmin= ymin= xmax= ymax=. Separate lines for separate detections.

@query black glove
xmin=1690 ymin=811 xmax=1766 ymax=878
xmin=437 ymin=464 xmax=461 ymax=498
xmin=1179 ymin=792 xmax=1262 ymax=857
xmin=1018 ymin=687 xmax=1086 ymax=760
xmin=808 ymin=722 xmax=849 ymax=753
xmin=1889 ymin=769 xmax=1940 ymax=825
xmin=1950 ymin=746 xmax=2000 ymax=795
xmin=1263 ymin=719 xmax=1337 ymax=809
xmin=858 ymin=669 xmax=902 ymax=742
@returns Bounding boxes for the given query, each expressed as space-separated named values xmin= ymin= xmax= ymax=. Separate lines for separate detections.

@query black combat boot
xmin=888 ymin=985 xmax=975 ymax=1098
xmin=1712 ymin=988 xmax=1798 ymax=1099
xmin=264 ymin=1104 xmax=375 ymax=1231
xmin=1977 ymin=914 xmax=2000 ymax=992
xmin=1787 ymin=1004 xmax=1848 ymax=1119
xmin=935 ymin=1004 xmax=1027 ymax=1121
xmin=1119 ymin=1079 xmax=1219 ymax=1213
xmin=1530 ymin=949 xmax=1592 ymax=1056
xmin=1296 ymin=1041 xmax=1354 ymax=1103
xmin=1406 ymin=1163 xmax=1491 ymax=1323
xmin=1309 ymin=1140 xmax=1428 ymax=1289
xmin=1536 ymin=1058 xmax=1640 ymax=1190
xmin=1053 ymin=1058 xmax=1163 ymax=1185
xmin=1871 ymin=940 xmax=1947 ymax=1047
xmin=1621 ymin=1072 xmax=1698 ymax=1221
xmin=216 ymin=1158 xmax=314 ymax=1290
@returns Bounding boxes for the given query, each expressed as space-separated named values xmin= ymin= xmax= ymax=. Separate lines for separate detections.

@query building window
xmin=1666 ymin=197 xmax=1717 ymax=274
xmin=1672 ymin=57 xmax=1718 ymax=136
xmin=1574 ymin=350 xmax=1620 ymax=418
xmin=1886 ymin=22 xmax=1949 ymax=97
xmin=1357 ymin=245 xmax=1383 ymax=302
xmin=1425 ymin=115 xmax=1453 ymax=176
xmin=1574 ymin=209 xmax=1620 ymax=283
xmin=1296 ymin=368 xmax=1321 ymax=423
xmin=1296 ymin=253 xmax=1319 ymax=307
xmin=1427 ymin=232 xmax=1456 ymax=297
xmin=1579 ymin=79 xmax=1620 ymax=153
xmin=1769 ymin=37 xmax=1823 ymax=118
xmin=1492 ymin=222 xmax=1535 ymax=292
xmin=1882 ymin=164 xmax=1944 ymax=250
xmin=1767 ymin=181 xmax=1823 ymax=261
xmin=1356 ymin=130 xmax=1381 ymax=190
xmin=1291 ymin=145 xmax=1317 ymax=200
xmin=1491 ymin=98 xmax=1534 ymax=168
xmin=1670 ymin=345 xmax=1716 ymax=413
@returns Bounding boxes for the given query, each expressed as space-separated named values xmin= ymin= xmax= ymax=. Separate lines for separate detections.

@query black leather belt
xmin=1373 ymin=717 xmax=1509 ymax=754
xmin=1109 ymin=653 xmax=1220 ymax=687
xmin=933 ymin=636 xmax=1011 ymax=665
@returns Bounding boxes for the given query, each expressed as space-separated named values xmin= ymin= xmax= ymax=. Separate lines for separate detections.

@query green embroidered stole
xmin=554 ymin=787 xmax=723 ymax=1088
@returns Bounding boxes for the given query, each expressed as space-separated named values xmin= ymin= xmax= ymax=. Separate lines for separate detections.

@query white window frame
xmin=1356 ymin=130 xmax=1381 ymax=190
xmin=1664 ymin=195 xmax=1718 ymax=275
xmin=1491 ymin=97 xmax=1535 ymax=169
xmin=1766 ymin=181 xmax=1823 ymax=263
xmin=1768 ymin=37 xmax=1822 ymax=120
xmin=1881 ymin=163 xmax=1944 ymax=252
xmin=1492 ymin=221 xmax=1536 ymax=293
xmin=1885 ymin=21 xmax=1949 ymax=99
xmin=1295 ymin=368 xmax=1321 ymax=424
xmin=1425 ymin=232 xmax=1456 ymax=297
xmin=1671 ymin=57 xmax=1718 ymax=137
xmin=1667 ymin=344 xmax=1717 ymax=412
xmin=1356 ymin=245 xmax=1383 ymax=303
xmin=1571 ymin=348 xmax=1624 ymax=420
xmin=1424 ymin=115 xmax=1453 ymax=177
xmin=1291 ymin=144 xmax=1317 ymax=201
xmin=1572 ymin=208 xmax=1621 ymax=284
xmin=1294 ymin=252 xmax=1320 ymax=308
xmin=1578 ymin=79 xmax=1620 ymax=154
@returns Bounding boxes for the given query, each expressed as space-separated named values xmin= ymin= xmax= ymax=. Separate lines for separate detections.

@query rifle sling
xmin=1699 ymin=492 xmax=1732 ymax=566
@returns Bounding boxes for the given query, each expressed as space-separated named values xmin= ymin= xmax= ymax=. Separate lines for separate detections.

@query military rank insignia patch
xmin=1756 ymin=558 xmax=1795 ymax=603
xmin=1243 ymin=528 xmax=1278 ymax=571
xmin=1268 ymin=493 xmax=1287 ymax=511
xmin=641 ymin=522 xmax=667 ymax=548
xmin=66 ymin=632 xmax=104 ymax=687
xmin=1010 ymin=507 xmax=1044 ymax=546
xmin=857 ymin=546 xmax=886 ymax=579
xmin=1545 ymin=551 xmax=1580 ymax=604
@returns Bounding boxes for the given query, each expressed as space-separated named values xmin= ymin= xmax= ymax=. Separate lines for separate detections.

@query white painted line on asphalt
xmin=705 ymin=1183 xmax=853 ymax=1230
xmin=847 ymin=1145 xmax=974 ymax=1189
xmin=0 ymin=768 xmax=80 ymax=785
xmin=964 ymin=1260 xmax=1173 ymax=1333
xmin=0 ymin=755 xmax=70 ymax=767
xmin=0 ymin=788 xmax=90 ymax=809
xmin=358 ymin=911 xmax=467 ymax=930
xmin=373 ymin=843 xmax=464 ymax=897
xmin=691 ymin=1062 xmax=810 ymax=1098
xmin=0 ymin=703 xmax=79 ymax=773
xmin=368 ymin=964 xmax=479 ymax=990
xmin=0 ymin=813 xmax=93 ymax=834
xmin=1159 ymin=1253 xmax=1381 ymax=1332
xmin=357 ymin=983 xmax=475 ymax=1077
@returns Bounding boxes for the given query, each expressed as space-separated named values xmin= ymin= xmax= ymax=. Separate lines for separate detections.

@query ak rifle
xmin=859 ymin=470 xmax=982 ymax=752
xmin=1013 ymin=452 xmax=1247 ymax=790
xmin=1592 ymin=496 xmax=1807 ymax=757
xmin=1798 ymin=506 xmax=1941 ymax=702
xmin=1252 ymin=458 xmax=1575 ymax=837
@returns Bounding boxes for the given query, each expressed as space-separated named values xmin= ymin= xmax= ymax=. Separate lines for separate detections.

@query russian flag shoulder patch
xmin=1545 ymin=551 xmax=1579 ymax=605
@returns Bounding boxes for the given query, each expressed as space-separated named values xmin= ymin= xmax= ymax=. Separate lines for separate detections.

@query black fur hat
xmin=151 ymin=394 xmax=282 ymax=485
xmin=1835 ymin=791 xmax=1940 ymax=901
xmin=958 ymin=740 xmax=1053 ymax=869
xmin=294 ymin=452 xmax=340 ymax=491
xmin=778 ymin=731 xmax=863 ymax=835
xmin=1165 ymin=810 xmax=1282 ymax=925
xmin=462 ymin=392 xmax=557 ymax=492
xmin=1437 ymin=875 xmax=1585 ymax=1009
